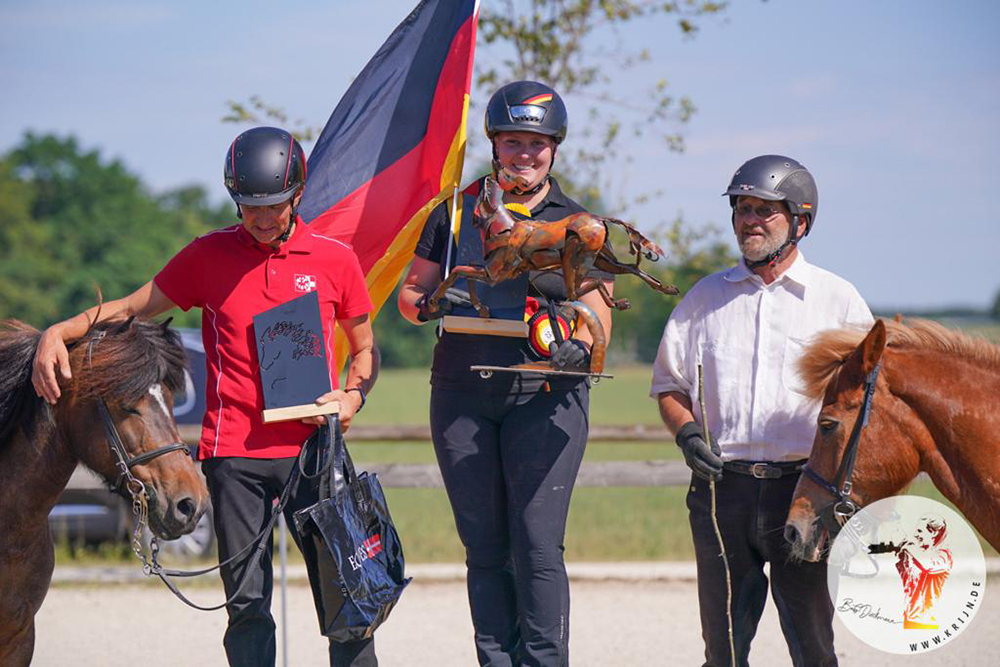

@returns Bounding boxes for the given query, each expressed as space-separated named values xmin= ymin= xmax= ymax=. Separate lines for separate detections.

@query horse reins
xmin=801 ymin=361 xmax=882 ymax=538
xmin=146 ymin=424 xmax=331 ymax=611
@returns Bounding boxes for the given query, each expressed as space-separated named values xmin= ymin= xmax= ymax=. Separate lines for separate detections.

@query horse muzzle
xmin=146 ymin=485 xmax=209 ymax=540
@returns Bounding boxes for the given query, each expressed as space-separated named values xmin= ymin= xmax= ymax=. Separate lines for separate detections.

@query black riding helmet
xmin=485 ymin=82 xmax=567 ymax=196
xmin=722 ymin=155 xmax=818 ymax=235
xmin=723 ymin=155 xmax=818 ymax=268
xmin=224 ymin=127 xmax=306 ymax=206
xmin=485 ymin=81 xmax=568 ymax=144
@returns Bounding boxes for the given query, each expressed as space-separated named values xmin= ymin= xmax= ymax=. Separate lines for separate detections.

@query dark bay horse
xmin=0 ymin=318 xmax=210 ymax=666
xmin=785 ymin=318 xmax=1000 ymax=562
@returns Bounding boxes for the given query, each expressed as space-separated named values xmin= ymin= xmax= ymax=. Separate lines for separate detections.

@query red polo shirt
xmin=154 ymin=221 xmax=373 ymax=459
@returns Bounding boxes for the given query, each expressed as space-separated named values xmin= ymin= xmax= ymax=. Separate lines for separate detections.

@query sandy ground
xmin=31 ymin=569 xmax=997 ymax=666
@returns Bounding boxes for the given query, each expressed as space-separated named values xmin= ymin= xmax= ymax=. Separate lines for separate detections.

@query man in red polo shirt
xmin=32 ymin=127 xmax=378 ymax=666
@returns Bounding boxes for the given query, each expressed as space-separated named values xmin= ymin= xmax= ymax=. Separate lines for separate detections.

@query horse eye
xmin=818 ymin=418 xmax=839 ymax=433
xmin=123 ymin=406 xmax=142 ymax=416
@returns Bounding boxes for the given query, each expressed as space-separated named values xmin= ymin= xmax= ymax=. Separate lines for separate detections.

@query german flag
xmin=298 ymin=0 xmax=479 ymax=363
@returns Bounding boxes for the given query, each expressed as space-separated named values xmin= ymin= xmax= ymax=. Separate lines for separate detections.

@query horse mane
xmin=0 ymin=321 xmax=44 ymax=445
xmin=0 ymin=318 xmax=188 ymax=447
xmin=68 ymin=318 xmax=188 ymax=404
xmin=799 ymin=318 xmax=1000 ymax=399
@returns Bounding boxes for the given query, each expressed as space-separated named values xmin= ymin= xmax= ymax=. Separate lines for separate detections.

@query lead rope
xmin=698 ymin=364 xmax=736 ymax=667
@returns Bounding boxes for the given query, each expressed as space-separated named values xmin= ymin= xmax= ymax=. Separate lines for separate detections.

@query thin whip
xmin=698 ymin=363 xmax=736 ymax=667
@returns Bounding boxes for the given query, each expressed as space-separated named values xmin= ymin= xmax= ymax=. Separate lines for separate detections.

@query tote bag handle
xmin=317 ymin=416 xmax=365 ymax=510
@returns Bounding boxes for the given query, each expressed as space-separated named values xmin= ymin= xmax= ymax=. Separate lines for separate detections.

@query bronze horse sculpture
xmin=427 ymin=168 xmax=679 ymax=373
xmin=784 ymin=318 xmax=1000 ymax=563
xmin=0 ymin=318 xmax=210 ymax=666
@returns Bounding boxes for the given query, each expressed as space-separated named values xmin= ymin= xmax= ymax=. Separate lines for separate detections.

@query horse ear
xmin=113 ymin=316 xmax=135 ymax=335
xmin=859 ymin=319 xmax=887 ymax=375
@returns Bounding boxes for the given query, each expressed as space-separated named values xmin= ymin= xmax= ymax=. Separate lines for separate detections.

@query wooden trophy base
xmin=262 ymin=402 xmax=340 ymax=424
xmin=470 ymin=363 xmax=613 ymax=380
xmin=443 ymin=315 xmax=528 ymax=338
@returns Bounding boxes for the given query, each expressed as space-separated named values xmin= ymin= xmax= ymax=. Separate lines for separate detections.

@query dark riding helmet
xmin=485 ymin=81 xmax=568 ymax=144
xmin=224 ymin=127 xmax=306 ymax=206
xmin=722 ymin=155 xmax=818 ymax=236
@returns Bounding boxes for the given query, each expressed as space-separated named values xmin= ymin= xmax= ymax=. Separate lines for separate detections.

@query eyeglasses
xmin=735 ymin=203 xmax=782 ymax=219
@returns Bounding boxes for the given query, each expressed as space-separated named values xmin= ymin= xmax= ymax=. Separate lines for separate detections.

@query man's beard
xmin=740 ymin=229 xmax=786 ymax=262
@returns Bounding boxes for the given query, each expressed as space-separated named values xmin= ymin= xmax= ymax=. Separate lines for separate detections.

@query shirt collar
xmin=781 ymin=251 xmax=811 ymax=287
xmin=723 ymin=251 xmax=812 ymax=288
xmin=530 ymin=176 xmax=571 ymax=215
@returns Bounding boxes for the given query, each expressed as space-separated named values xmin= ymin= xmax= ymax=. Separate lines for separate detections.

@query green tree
xmin=1 ymin=133 xmax=231 ymax=327
xmin=372 ymin=283 xmax=437 ymax=368
xmin=608 ymin=218 xmax=735 ymax=363
xmin=0 ymin=157 xmax=59 ymax=323
xmin=992 ymin=287 xmax=1000 ymax=321
xmin=476 ymin=0 xmax=727 ymax=207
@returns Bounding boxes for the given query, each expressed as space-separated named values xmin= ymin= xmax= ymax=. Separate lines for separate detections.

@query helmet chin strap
xmin=277 ymin=206 xmax=297 ymax=243
xmin=490 ymin=143 xmax=555 ymax=197
xmin=744 ymin=215 xmax=800 ymax=270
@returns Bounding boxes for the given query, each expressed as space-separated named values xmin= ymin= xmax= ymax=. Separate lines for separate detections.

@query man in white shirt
xmin=651 ymin=155 xmax=873 ymax=667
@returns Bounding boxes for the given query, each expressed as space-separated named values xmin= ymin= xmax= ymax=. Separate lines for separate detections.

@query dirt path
xmin=32 ymin=576 xmax=996 ymax=666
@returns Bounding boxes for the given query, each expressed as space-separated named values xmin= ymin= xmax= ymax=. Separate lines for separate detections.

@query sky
xmin=2 ymin=0 xmax=998 ymax=311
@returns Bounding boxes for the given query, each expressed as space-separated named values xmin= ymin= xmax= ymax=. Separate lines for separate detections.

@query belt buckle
xmin=751 ymin=462 xmax=776 ymax=479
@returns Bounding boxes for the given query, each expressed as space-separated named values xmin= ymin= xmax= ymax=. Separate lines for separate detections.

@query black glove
xmin=548 ymin=339 xmax=591 ymax=371
xmin=416 ymin=288 xmax=472 ymax=322
xmin=675 ymin=421 xmax=723 ymax=481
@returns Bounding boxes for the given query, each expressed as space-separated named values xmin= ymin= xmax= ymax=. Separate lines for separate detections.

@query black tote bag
xmin=294 ymin=417 xmax=411 ymax=642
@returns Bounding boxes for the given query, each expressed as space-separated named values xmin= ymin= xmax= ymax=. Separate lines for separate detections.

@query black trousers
xmin=202 ymin=455 xmax=377 ymax=667
xmin=687 ymin=470 xmax=837 ymax=667
xmin=430 ymin=386 xmax=590 ymax=667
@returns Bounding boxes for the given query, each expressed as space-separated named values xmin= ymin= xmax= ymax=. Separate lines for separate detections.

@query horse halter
xmin=801 ymin=360 xmax=882 ymax=538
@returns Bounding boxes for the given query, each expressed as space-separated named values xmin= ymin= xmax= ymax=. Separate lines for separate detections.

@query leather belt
xmin=723 ymin=460 xmax=806 ymax=479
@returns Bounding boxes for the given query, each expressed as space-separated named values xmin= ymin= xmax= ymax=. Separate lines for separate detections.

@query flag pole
xmin=439 ymin=183 xmax=462 ymax=335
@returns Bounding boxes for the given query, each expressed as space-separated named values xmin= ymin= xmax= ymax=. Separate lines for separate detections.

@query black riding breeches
xmin=430 ymin=385 xmax=590 ymax=667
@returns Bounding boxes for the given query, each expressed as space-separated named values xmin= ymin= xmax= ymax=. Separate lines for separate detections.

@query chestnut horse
xmin=785 ymin=318 xmax=1000 ymax=562
xmin=0 ymin=318 xmax=210 ymax=666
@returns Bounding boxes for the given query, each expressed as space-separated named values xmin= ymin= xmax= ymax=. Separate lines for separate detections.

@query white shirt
xmin=650 ymin=252 xmax=873 ymax=462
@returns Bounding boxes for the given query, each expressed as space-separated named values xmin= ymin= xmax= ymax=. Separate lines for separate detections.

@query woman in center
xmin=398 ymin=80 xmax=614 ymax=666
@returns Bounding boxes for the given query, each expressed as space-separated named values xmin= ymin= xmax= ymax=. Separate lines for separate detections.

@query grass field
xmin=377 ymin=479 xmax=996 ymax=563
xmin=360 ymin=365 xmax=665 ymax=427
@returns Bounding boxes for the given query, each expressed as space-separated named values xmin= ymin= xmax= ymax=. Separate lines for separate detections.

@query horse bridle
xmin=801 ymin=360 xmax=882 ymax=538
xmin=85 ymin=330 xmax=189 ymax=496
xmin=96 ymin=400 xmax=189 ymax=496
xmin=81 ymin=330 xmax=190 ymax=575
